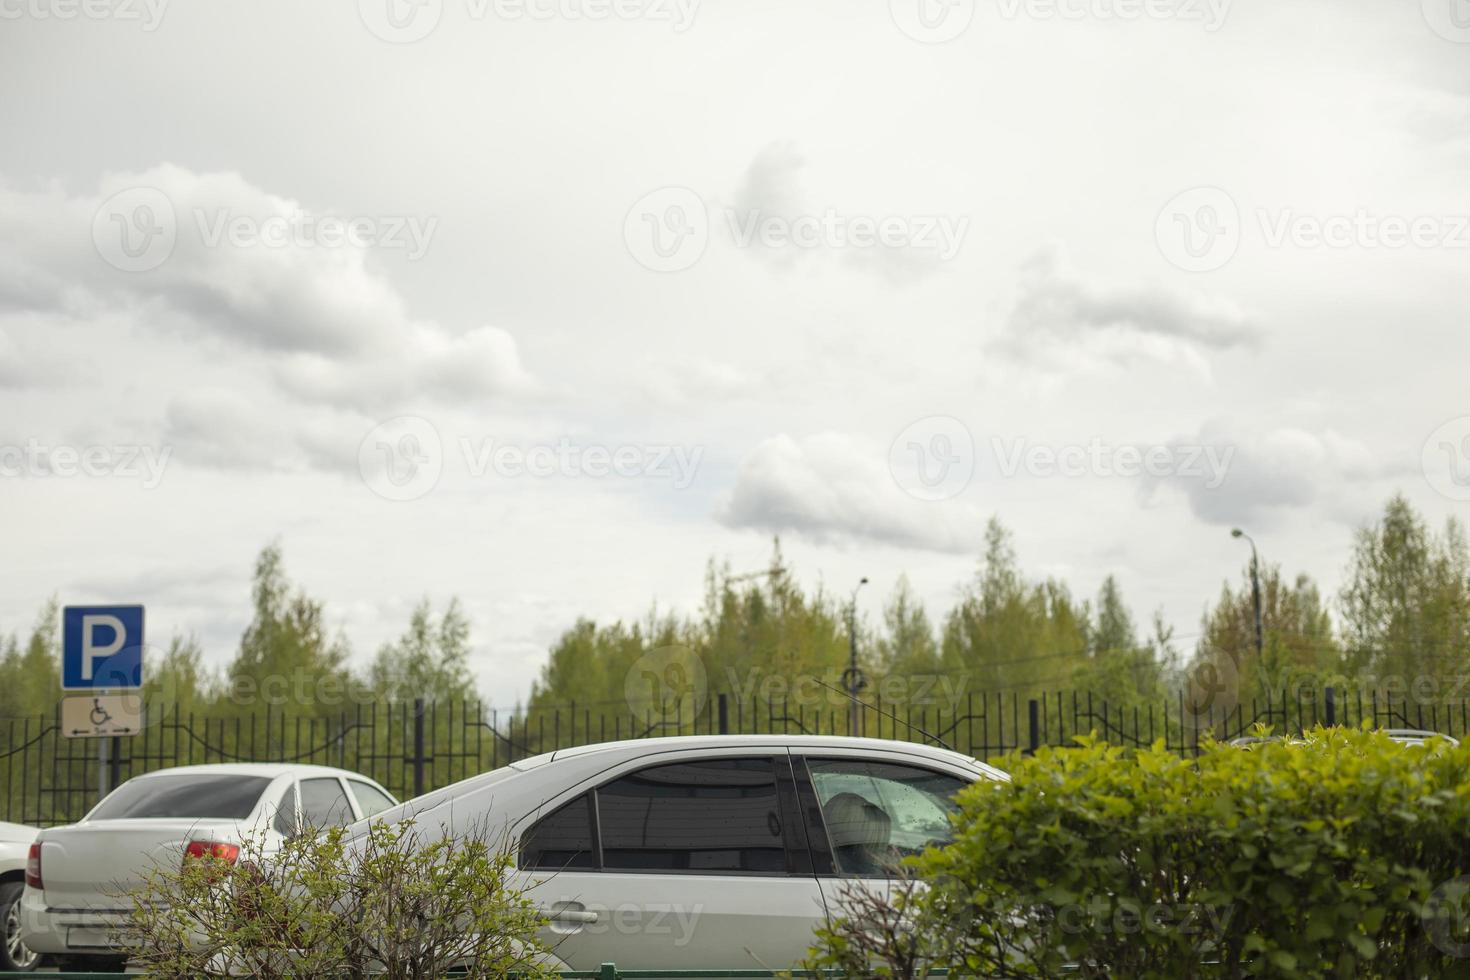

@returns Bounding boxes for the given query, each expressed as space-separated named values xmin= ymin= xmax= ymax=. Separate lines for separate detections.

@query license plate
xmin=65 ymin=925 xmax=117 ymax=949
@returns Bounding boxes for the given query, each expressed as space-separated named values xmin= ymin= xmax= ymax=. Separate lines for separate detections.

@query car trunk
xmin=39 ymin=818 xmax=241 ymax=910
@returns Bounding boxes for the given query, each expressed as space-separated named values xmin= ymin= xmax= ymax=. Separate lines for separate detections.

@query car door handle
xmin=543 ymin=902 xmax=599 ymax=924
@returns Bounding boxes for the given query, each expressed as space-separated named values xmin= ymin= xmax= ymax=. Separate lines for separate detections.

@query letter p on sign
xmin=63 ymin=605 xmax=144 ymax=690
xmin=81 ymin=615 xmax=125 ymax=680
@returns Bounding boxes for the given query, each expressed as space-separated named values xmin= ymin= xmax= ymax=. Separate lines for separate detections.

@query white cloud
xmin=161 ymin=389 xmax=364 ymax=474
xmin=0 ymin=328 xmax=25 ymax=387
xmin=1143 ymin=423 xmax=1386 ymax=528
xmin=636 ymin=355 xmax=762 ymax=408
xmin=163 ymin=389 xmax=294 ymax=471
xmin=722 ymin=142 xmax=962 ymax=283
xmin=718 ymin=433 xmax=983 ymax=553
xmin=994 ymin=246 xmax=1260 ymax=377
xmin=732 ymin=142 xmax=808 ymax=219
xmin=274 ymin=324 xmax=535 ymax=412
xmin=0 ymin=167 xmax=534 ymax=413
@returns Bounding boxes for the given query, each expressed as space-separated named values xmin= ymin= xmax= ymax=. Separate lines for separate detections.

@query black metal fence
xmin=2 ymin=687 xmax=1465 ymax=827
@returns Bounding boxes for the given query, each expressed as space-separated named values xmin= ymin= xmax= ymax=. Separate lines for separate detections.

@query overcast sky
xmin=2 ymin=0 xmax=1468 ymax=706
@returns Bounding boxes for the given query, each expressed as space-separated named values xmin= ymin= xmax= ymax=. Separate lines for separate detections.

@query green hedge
xmin=810 ymin=728 xmax=1470 ymax=979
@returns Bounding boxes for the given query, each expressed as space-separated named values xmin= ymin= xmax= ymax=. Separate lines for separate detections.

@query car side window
xmin=272 ymin=783 xmax=299 ymax=836
xmin=298 ymin=777 xmax=354 ymax=831
xmin=596 ymin=757 xmax=787 ymax=874
xmin=521 ymin=792 xmax=596 ymax=870
xmin=806 ymin=759 xmax=968 ymax=877
xmin=347 ymin=780 xmax=396 ymax=819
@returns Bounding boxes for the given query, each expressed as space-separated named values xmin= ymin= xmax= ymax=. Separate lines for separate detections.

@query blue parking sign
xmin=62 ymin=606 xmax=144 ymax=690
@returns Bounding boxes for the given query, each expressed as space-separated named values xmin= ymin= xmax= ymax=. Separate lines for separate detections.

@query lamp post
xmin=1230 ymin=528 xmax=1264 ymax=659
xmin=844 ymin=577 xmax=869 ymax=736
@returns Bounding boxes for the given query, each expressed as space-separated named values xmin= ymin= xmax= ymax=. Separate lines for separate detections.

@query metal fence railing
xmin=1 ymin=686 xmax=1464 ymax=826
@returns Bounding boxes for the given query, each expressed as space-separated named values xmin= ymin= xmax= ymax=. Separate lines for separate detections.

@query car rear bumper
xmin=17 ymin=886 xmax=130 ymax=954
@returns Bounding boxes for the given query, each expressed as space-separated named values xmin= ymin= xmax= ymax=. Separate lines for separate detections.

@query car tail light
xmin=183 ymin=840 xmax=240 ymax=866
xmin=25 ymin=842 xmax=41 ymax=889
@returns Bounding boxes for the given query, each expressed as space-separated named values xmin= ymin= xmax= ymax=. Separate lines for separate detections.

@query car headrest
xmin=823 ymin=792 xmax=891 ymax=849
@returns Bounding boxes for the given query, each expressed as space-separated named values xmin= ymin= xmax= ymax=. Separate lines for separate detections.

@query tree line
xmin=526 ymin=491 xmax=1470 ymax=724
xmin=2 ymin=493 xmax=1467 ymax=728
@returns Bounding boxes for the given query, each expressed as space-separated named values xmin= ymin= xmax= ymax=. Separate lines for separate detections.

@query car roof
xmin=126 ymin=763 xmax=369 ymax=780
xmin=538 ymin=734 xmax=999 ymax=773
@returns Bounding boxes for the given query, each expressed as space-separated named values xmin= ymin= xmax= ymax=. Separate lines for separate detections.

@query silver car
xmin=360 ymin=734 xmax=1008 ymax=974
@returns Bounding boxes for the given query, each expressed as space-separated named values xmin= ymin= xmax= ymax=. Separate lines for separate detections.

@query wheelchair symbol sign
xmin=61 ymin=694 xmax=143 ymax=738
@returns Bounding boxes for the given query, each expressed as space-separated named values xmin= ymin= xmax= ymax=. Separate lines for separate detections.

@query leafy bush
xmin=808 ymin=728 xmax=1470 ymax=979
xmin=125 ymin=818 xmax=555 ymax=980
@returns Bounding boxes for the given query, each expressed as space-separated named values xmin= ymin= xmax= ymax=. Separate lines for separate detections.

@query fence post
xmin=599 ymin=963 xmax=618 ymax=980
xmin=1026 ymin=699 xmax=1040 ymax=755
xmin=1324 ymin=686 xmax=1336 ymax=728
xmin=412 ymin=698 xmax=426 ymax=798
xmin=718 ymin=694 xmax=729 ymax=735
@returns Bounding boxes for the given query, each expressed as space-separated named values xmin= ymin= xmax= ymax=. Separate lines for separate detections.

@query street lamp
xmin=1230 ymin=528 xmax=1264 ymax=659
xmin=844 ymin=577 xmax=869 ymax=736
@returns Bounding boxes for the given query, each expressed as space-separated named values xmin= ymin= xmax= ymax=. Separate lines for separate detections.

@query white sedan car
xmin=0 ymin=820 xmax=40 ymax=971
xmin=361 ymin=734 xmax=1007 ymax=974
xmin=21 ymin=762 xmax=397 ymax=970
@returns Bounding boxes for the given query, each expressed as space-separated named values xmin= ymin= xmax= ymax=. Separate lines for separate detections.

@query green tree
xmin=1090 ymin=575 xmax=1136 ymax=655
xmin=1072 ymin=576 xmax=1168 ymax=710
xmin=528 ymin=618 xmax=608 ymax=710
xmin=939 ymin=519 xmax=1090 ymax=694
xmin=523 ymin=541 xmax=855 ymax=738
xmin=368 ymin=599 xmax=479 ymax=703
xmin=1339 ymin=494 xmax=1470 ymax=695
xmin=142 ymin=634 xmax=213 ymax=717
xmin=694 ymin=541 xmax=848 ymax=708
xmin=1187 ymin=564 xmax=1338 ymax=708
xmin=0 ymin=600 xmax=62 ymax=720
xmin=223 ymin=545 xmax=350 ymax=719
xmin=874 ymin=575 xmax=939 ymax=678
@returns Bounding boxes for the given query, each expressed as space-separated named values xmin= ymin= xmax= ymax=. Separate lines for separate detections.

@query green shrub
xmin=808 ymin=728 xmax=1470 ymax=979
xmin=124 ymin=818 xmax=556 ymax=980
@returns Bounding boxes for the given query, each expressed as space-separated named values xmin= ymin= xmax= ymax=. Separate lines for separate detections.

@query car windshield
xmin=89 ymin=774 xmax=272 ymax=820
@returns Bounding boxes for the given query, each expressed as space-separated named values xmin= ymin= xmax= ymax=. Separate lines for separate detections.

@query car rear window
xmin=89 ymin=774 xmax=273 ymax=820
xmin=596 ymin=757 xmax=787 ymax=873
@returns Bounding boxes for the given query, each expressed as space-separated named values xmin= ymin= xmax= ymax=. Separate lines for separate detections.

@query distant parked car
xmin=0 ymin=820 xmax=41 ymax=971
xmin=353 ymin=734 xmax=1008 ymax=974
xmin=1228 ymin=729 xmax=1461 ymax=748
xmin=1379 ymin=728 xmax=1459 ymax=747
xmin=20 ymin=762 xmax=396 ymax=970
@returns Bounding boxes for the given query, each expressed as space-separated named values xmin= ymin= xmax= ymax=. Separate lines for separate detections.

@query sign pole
xmin=97 ymin=736 xmax=110 ymax=805
xmin=109 ymin=735 xmax=122 ymax=792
